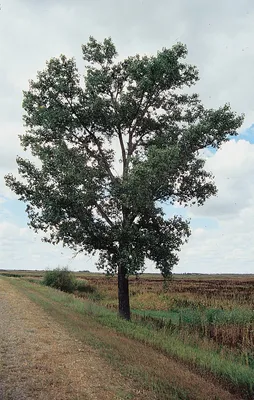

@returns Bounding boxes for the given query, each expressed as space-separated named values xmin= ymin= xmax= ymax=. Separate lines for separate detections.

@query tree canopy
xmin=5 ymin=37 xmax=243 ymax=319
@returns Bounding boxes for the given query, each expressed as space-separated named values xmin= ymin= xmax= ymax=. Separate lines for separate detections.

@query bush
xmin=43 ymin=267 xmax=77 ymax=293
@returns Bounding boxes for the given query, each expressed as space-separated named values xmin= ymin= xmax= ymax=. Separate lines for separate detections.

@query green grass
xmin=133 ymin=307 xmax=254 ymax=326
xmin=132 ymin=309 xmax=180 ymax=324
xmin=8 ymin=277 xmax=254 ymax=399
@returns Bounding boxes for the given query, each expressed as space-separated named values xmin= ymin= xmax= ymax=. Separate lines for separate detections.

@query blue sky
xmin=237 ymin=124 xmax=254 ymax=144
xmin=1 ymin=0 xmax=254 ymax=273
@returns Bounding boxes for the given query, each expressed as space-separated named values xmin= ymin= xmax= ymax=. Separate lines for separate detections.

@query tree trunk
xmin=118 ymin=266 xmax=130 ymax=320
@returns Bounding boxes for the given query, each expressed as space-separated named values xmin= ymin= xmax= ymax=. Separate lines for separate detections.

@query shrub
xmin=43 ymin=267 xmax=77 ymax=293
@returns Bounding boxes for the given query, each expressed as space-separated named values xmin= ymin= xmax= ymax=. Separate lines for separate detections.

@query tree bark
xmin=118 ymin=265 xmax=130 ymax=320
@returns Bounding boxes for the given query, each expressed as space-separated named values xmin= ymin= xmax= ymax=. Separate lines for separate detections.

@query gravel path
xmin=0 ymin=278 xmax=132 ymax=400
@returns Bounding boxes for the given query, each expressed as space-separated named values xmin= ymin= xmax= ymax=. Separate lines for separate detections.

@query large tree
xmin=5 ymin=37 xmax=243 ymax=320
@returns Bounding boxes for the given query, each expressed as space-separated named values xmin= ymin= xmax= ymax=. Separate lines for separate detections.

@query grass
xmin=75 ymin=273 xmax=254 ymax=352
xmin=6 ymin=277 xmax=254 ymax=399
xmin=132 ymin=307 xmax=254 ymax=324
xmin=132 ymin=308 xmax=180 ymax=324
xmin=5 ymin=278 xmax=191 ymax=400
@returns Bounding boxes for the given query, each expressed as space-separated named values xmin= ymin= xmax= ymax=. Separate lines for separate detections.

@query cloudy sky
xmin=0 ymin=0 xmax=254 ymax=273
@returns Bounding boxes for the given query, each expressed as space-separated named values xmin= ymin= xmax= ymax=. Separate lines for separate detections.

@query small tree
xmin=43 ymin=267 xmax=77 ymax=293
xmin=5 ymin=37 xmax=243 ymax=320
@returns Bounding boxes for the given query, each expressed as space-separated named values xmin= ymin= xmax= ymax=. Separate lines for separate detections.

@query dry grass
xmin=0 ymin=278 xmax=145 ymax=400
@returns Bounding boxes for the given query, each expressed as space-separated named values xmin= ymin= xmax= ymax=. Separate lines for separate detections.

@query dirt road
xmin=0 ymin=278 xmax=138 ymax=400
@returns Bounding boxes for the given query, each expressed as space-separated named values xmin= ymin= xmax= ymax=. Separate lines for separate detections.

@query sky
xmin=0 ymin=0 xmax=254 ymax=273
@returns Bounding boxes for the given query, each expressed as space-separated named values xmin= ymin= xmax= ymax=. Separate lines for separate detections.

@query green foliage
xmin=5 ymin=36 xmax=244 ymax=278
xmin=43 ymin=267 xmax=76 ymax=293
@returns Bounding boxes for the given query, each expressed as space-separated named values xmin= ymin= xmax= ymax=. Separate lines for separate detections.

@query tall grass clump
xmin=43 ymin=267 xmax=77 ymax=293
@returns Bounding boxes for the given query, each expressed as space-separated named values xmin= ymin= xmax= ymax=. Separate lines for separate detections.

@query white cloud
xmin=0 ymin=219 xmax=97 ymax=271
xmin=174 ymin=139 xmax=254 ymax=273
xmin=1 ymin=0 xmax=254 ymax=272
xmin=190 ymin=140 xmax=254 ymax=219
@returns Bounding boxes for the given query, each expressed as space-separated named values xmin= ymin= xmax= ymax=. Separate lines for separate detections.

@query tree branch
xmin=109 ymin=91 xmax=127 ymax=174
xmin=53 ymin=91 xmax=116 ymax=183
xmin=118 ymin=128 xmax=127 ymax=169
xmin=126 ymin=92 xmax=145 ymax=162
xmin=64 ymin=127 xmax=110 ymax=176
xmin=96 ymin=202 xmax=114 ymax=227
xmin=126 ymin=85 xmax=160 ymax=167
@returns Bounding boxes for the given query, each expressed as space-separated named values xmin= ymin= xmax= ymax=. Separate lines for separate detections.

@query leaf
xmin=5 ymin=37 xmax=244 ymax=278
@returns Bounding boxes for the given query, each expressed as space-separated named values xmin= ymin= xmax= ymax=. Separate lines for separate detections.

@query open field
xmin=0 ymin=271 xmax=254 ymax=399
